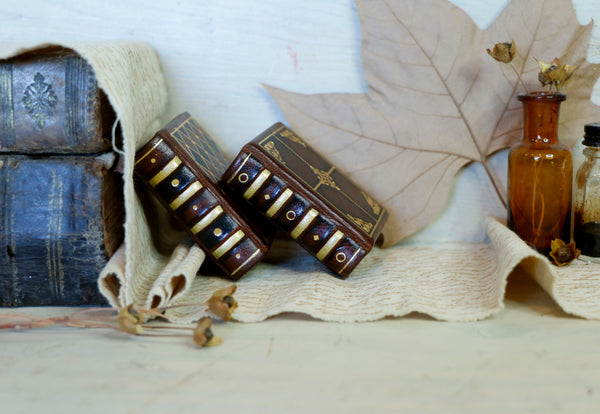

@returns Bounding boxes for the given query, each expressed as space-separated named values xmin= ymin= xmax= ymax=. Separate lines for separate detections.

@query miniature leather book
xmin=222 ymin=123 xmax=388 ymax=278
xmin=0 ymin=47 xmax=114 ymax=153
xmin=135 ymin=113 xmax=274 ymax=280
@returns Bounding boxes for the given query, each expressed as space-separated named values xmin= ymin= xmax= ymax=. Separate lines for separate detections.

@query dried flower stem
xmin=509 ymin=62 xmax=530 ymax=94
xmin=0 ymin=304 xmax=223 ymax=348
xmin=0 ymin=285 xmax=237 ymax=348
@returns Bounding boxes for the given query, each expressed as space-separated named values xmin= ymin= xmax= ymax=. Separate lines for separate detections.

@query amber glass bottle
xmin=574 ymin=123 xmax=600 ymax=257
xmin=507 ymin=92 xmax=572 ymax=252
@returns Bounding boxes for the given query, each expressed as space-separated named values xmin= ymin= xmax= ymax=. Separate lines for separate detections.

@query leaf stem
xmin=482 ymin=160 xmax=508 ymax=208
xmin=510 ymin=62 xmax=530 ymax=94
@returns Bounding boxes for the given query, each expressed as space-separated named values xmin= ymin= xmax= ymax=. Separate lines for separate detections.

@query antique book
xmin=0 ymin=154 xmax=123 ymax=306
xmin=0 ymin=47 xmax=114 ymax=153
xmin=134 ymin=113 xmax=273 ymax=280
xmin=222 ymin=123 xmax=388 ymax=278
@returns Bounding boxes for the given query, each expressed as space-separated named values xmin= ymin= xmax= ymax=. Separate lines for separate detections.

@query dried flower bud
xmin=117 ymin=306 xmax=143 ymax=335
xmin=193 ymin=317 xmax=222 ymax=347
xmin=549 ymin=239 xmax=580 ymax=266
xmin=536 ymin=58 xmax=577 ymax=89
xmin=207 ymin=285 xmax=238 ymax=321
xmin=538 ymin=70 xmax=552 ymax=87
xmin=486 ymin=41 xmax=516 ymax=63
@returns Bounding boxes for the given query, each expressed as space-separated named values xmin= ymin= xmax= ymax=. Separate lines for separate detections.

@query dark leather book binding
xmin=135 ymin=113 xmax=273 ymax=280
xmin=0 ymin=48 xmax=121 ymax=306
xmin=222 ymin=123 xmax=388 ymax=278
xmin=0 ymin=155 xmax=123 ymax=306
xmin=0 ymin=48 xmax=114 ymax=153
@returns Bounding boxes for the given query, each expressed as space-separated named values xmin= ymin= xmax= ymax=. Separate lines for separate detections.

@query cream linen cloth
xmin=162 ymin=217 xmax=600 ymax=323
xmin=4 ymin=43 xmax=597 ymax=323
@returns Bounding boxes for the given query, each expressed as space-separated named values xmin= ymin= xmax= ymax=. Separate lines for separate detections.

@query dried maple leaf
xmin=265 ymin=0 xmax=599 ymax=247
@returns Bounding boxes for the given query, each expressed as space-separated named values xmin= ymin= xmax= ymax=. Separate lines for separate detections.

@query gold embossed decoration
xmin=280 ymin=129 xmax=307 ymax=147
xmin=310 ymin=165 xmax=340 ymax=191
xmin=255 ymin=124 xmax=386 ymax=239
xmin=22 ymin=72 xmax=57 ymax=129
xmin=347 ymin=213 xmax=373 ymax=233
xmin=264 ymin=141 xmax=286 ymax=165
xmin=361 ymin=191 xmax=381 ymax=215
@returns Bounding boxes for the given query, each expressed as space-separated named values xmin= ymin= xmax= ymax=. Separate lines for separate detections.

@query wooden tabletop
xmin=1 ymin=274 xmax=599 ymax=413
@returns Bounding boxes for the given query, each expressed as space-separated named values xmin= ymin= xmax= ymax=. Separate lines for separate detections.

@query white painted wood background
xmin=3 ymin=0 xmax=600 ymax=243
xmin=2 ymin=0 xmax=600 ymax=412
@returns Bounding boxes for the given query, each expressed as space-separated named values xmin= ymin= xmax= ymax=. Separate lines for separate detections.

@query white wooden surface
xmin=2 ymin=0 xmax=600 ymax=412
xmin=2 ymin=276 xmax=600 ymax=413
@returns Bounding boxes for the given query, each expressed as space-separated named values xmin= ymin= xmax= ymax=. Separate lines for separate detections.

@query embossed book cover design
xmin=0 ymin=49 xmax=113 ymax=153
xmin=135 ymin=113 xmax=273 ymax=280
xmin=223 ymin=123 xmax=387 ymax=278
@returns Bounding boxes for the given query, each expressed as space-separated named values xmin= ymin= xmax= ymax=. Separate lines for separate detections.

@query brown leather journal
xmin=135 ymin=113 xmax=273 ymax=280
xmin=0 ymin=48 xmax=114 ymax=153
xmin=222 ymin=123 xmax=387 ymax=278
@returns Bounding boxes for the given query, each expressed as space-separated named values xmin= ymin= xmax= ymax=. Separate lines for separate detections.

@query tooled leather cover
xmin=134 ymin=113 xmax=273 ymax=279
xmin=0 ymin=48 xmax=113 ymax=153
xmin=222 ymin=123 xmax=387 ymax=277
xmin=249 ymin=123 xmax=387 ymax=244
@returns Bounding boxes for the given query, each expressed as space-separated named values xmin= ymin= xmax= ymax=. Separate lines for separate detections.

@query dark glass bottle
xmin=574 ymin=123 xmax=600 ymax=257
xmin=507 ymin=92 xmax=572 ymax=252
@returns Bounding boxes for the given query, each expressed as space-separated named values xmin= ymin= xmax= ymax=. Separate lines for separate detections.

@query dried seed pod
xmin=207 ymin=285 xmax=238 ymax=321
xmin=193 ymin=317 xmax=222 ymax=347
xmin=486 ymin=41 xmax=516 ymax=63
xmin=117 ymin=306 xmax=143 ymax=335
xmin=536 ymin=58 xmax=578 ymax=89
xmin=536 ymin=58 xmax=554 ymax=74
xmin=538 ymin=70 xmax=552 ymax=87
xmin=549 ymin=239 xmax=580 ymax=266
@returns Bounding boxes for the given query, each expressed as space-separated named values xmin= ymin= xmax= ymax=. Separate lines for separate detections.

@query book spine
xmin=135 ymin=137 xmax=264 ymax=279
xmin=224 ymin=152 xmax=366 ymax=278
xmin=0 ymin=155 xmax=108 ymax=306
xmin=0 ymin=54 xmax=110 ymax=154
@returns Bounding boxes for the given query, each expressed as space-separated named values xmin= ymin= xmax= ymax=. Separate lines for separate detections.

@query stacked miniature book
xmin=0 ymin=49 xmax=119 ymax=306
xmin=135 ymin=115 xmax=387 ymax=279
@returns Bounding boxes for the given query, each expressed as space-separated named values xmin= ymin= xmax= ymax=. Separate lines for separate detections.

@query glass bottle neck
xmin=519 ymin=92 xmax=565 ymax=145
xmin=583 ymin=146 xmax=600 ymax=158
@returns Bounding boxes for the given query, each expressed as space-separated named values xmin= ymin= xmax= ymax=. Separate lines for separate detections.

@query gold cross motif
xmin=310 ymin=165 xmax=340 ymax=191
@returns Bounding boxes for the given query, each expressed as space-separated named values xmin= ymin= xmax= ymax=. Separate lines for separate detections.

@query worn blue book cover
xmin=0 ymin=155 xmax=120 ymax=306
